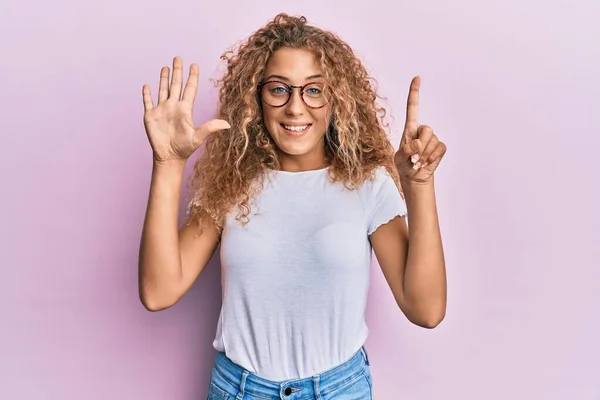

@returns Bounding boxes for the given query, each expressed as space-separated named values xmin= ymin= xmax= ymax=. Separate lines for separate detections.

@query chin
xmin=274 ymin=141 xmax=315 ymax=156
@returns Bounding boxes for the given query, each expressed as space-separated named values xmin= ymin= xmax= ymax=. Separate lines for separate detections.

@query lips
xmin=281 ymin=123 xmax=312 ymax=135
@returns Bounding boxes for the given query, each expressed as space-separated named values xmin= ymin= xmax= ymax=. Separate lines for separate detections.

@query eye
xmin=271 ymin=86 xmax=288 ymax=93
xmin=263 ymin=82 xmax=290 ymax=95
xmin=303 ymin=84 xmax=324 ymax=97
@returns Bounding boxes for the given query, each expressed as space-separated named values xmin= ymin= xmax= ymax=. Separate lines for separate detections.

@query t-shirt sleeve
xmin=367 ymin=167 xmax=408 ymax=235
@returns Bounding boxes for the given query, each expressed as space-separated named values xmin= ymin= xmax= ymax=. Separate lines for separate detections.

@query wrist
xmin=400 ymin=174 xmax=434 ymax=189
xmin=400 ymin=175 xmax=435 ymax=203
xmin=153 ymin=157 xmax=187 ymax=170
xmin=151 ymin=158 xmax=187 ymax=185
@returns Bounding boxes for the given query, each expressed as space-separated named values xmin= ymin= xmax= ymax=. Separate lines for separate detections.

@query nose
xmin=285 ymin=88 xmax=305 ymax=116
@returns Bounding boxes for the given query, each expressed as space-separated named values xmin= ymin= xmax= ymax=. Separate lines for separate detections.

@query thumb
xmin=194 ymin=119 xmax=231 ymax=143
xmin=395 ymin=138 xmax=422 ymax=167
xmin=400 ymin=138 xmax=421 ymax=157
xmin=411 ymin=139 xmax=421 ymax=151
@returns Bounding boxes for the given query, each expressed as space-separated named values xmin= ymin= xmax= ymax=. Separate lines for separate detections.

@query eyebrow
xmin=264 ymin=74 xmax=324 ymax=82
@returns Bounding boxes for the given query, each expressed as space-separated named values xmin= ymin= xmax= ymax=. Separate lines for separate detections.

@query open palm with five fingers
xmin=142 ymin=56 xmax=231 ymax=164
xmin=394 ymin=76 xmax=447 ymax=184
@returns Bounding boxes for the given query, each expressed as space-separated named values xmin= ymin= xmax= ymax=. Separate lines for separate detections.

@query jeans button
xmin=284 ymin=387 xmax=292 ymax=396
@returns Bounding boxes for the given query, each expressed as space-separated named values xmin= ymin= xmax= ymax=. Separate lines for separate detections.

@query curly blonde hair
xmin=186 ymin=13 xmax=402 ymax=231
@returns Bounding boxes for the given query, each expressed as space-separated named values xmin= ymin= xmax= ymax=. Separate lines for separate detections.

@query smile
xmin=282 ymin=124 xmax=311 ymax=132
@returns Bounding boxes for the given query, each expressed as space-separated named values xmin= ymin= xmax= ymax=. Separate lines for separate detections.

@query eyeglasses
xmin=258 ymin=80 xmax=328 ymax=109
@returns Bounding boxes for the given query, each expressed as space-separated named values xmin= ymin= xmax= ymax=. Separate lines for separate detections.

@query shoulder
xmin=363 ymin=166 xmax=407 ymax=234
xmin=372 ymin=165 xmax=395 ymax=182
xmin=359 ymin=166 xmax=398 ymax=194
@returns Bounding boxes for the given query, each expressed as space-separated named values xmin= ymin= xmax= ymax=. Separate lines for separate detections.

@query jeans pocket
xmin=322 ymin=371 xmax=372 ymax=400
xmin=362 ymin=365 xmax=373 ymax=389
xmin=207 ymin=382 xmax=230 ymax=400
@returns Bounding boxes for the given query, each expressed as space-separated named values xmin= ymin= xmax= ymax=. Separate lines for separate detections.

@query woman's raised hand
xmin=142 ymin=56 xmax=230 ymax=164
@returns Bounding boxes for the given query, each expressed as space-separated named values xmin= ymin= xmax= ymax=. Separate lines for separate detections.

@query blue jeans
xmin=207 ymin=346 xmax=373 ymax=399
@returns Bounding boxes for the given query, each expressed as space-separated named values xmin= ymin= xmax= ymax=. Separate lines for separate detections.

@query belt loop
xmin=313 ymin=375 xmax=322 ymax=400
xmin=361 ymin=345 xmax=370 ymax=366
xmin=236 ymin=370 xmax=249 ymax=400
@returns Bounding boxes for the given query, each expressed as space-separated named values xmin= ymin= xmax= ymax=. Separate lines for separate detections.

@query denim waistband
xmin=211 ymin=346 xmax=370 ymax=399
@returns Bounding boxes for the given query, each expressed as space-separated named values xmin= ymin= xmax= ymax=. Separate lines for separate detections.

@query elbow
xmin=138 ymin=287 xmax=178 ymax=312
xmin=140 ymin=296 xmax=172 ymax=312
xmin=414 ymin=312 xmax=445 ymax=329
xmin=138 ymin=267 xmax=183 ymax=312
xmin=403 ymin=302 xmax=446 ymax=329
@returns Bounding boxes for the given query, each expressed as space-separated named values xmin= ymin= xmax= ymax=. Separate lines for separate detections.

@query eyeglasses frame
xmin=258 ymin=80 xmax=329 ymax=109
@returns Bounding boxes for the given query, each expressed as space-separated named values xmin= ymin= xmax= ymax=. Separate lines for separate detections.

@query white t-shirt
xmin=212 ymin=165 xmax=407 ymax=380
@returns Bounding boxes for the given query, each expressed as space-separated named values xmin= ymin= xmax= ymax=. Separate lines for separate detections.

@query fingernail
xmin=413 ymin=162 xmax=421 ymax=170
xmin=411 ymin=154 xmax=420 ymax=163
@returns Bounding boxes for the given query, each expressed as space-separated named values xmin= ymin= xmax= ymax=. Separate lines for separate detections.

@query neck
xmin=277 ymin=151 xmax=328 ymax=172
xmin=279 ymin=154 xmax=329 ymax=172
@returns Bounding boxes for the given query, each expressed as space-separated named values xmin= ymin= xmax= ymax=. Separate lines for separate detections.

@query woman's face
xmin=261 ymin=47 xmax=331 ymax=171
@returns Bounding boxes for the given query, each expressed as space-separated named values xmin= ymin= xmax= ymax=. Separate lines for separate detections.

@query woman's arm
xmin=138 ymin=57 xmax=229 ymax=311
xmin=369 ymin=75 xmax=448 ymax=328
xmin=370 ymin=178 xmax=446 ymax=328
xmin=138 ymin=160 xmax=220 ymax=312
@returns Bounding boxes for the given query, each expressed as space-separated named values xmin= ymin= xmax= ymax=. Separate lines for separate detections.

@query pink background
xmin=1 ymin=0 xmax=599 ymax=399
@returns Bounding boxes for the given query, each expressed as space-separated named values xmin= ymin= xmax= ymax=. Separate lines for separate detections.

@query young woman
xmin=138 ymin=13 xmax=447 ymax=400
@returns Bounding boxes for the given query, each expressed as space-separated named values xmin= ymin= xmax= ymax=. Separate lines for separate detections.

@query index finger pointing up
xmin=403 ymin=75 xmax=421 ymax=141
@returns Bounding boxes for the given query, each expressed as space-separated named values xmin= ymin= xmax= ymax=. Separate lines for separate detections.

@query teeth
xmin=284 ymin=125 xmax=308 ymax=132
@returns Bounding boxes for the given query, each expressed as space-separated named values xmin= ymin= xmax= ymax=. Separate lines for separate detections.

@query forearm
xmin=138 ymin=160 xmax=186 ymax=309
xmin=401 ymin=176 xmax=447 ymax=326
